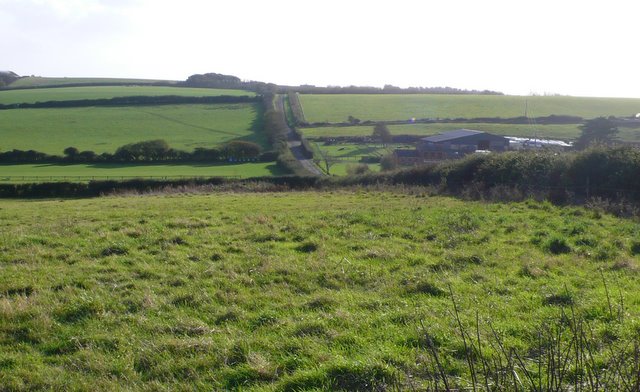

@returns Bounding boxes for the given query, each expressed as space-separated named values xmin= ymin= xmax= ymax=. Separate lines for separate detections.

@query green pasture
xmin=0 ymin=162 xmax=283 ymax=182
xmin=7 ymin=76 xmax=175 ymax=88
xmin=302 ymin=122 xmax=582 ymax=141
xmin=310 ymin=142 xmax=398 ymax=175
xmin=303 ymin=122 xmax=640 ymax=142
xmin=0 ymin=104 xmax=264 ymax=154
xmin=327 ymin=161 xmax=382 ymax=176
xmin=0 ymin=86 xmax=255 ymax=105
xmin=1 ymin=192 xmax=640 ymax=390
xmin=299 ymin=94 xmax=640 ymax=123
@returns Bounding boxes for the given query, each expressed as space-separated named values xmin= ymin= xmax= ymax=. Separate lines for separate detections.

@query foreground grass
xmin=0 ymin=86 xmax=254 ymax=105
xmin=299 ymin=94 xmax=640 ymax=123
xmin=0 ymin=162 xmax=283 ymax=182
xmin=1 ymin=191 xmax=640 ymax=390
xmin=0 ymin=103 xmax=265 ymax=154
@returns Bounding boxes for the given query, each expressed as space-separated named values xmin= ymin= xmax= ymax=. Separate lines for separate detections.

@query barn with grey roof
xmin=393 ymin=129 xmax=509 ymax=164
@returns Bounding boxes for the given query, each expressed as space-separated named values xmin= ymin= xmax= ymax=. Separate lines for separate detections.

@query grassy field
xmin=8 ymin=77 xmax=176 ymax=88
xmin=1 ymin=191 xmax=639 ymax=390
xmin=0 ymin=104 xmax=265 ymax=154
xmin=302 ymin=122 xmax=587 ymax=141
xmin=299 ymin=94 xmax=640 ymax=123
xmin=0 ymin=86 xmax=254 ymax=105
xmin=0 ymin=162 xmax=283 ymax=182
xmin=309 ymin=143 xmax=396 ymax=175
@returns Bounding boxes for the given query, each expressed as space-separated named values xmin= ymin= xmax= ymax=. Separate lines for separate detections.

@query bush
xmin=544 ymin=236 xmax=572 ymax=254
xmin=222 ymin=141 xmax=262 ymax=160
xmin=259 ymin=150 xmax=279 ymax=162
xmin=380 ymin=153 xmax=397 ymax=171
xmin=346 ymin=164 xmax=371 ymax=176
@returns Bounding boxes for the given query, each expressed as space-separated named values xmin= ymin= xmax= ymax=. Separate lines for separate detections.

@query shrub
xmin=222 ymin=141 xmax=262 ymax=160
xmin=380 ymin=153 xmax=397 ymax=171
xmin=630 ymin=241 xmax=640 ymax=255
xmin=544 ymin=236 xmax=572 ymax=254
xmin=346 ymin=164 xmax=371 ymax=176
xmin=295 ymin=241 xmax=318 ymax=253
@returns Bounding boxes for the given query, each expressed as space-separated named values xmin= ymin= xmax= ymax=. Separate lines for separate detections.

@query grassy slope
xmin=8 ymin=77 xmax=176 ymax=88
xmin=1 ymin=192 xmax=639 ymax=390
xmin=0 ymin=162 xmax=284 ymax=182
xmin=0 ymin=104 xmax=265 ymax=154
xmin=0 ymin=86 xmax=254 ymax=105
xmin=299 ymin=94 xmax=640 ymax=123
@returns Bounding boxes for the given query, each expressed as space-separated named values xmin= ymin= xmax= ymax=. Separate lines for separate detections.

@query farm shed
xmin=417 ymin=129 xmax=509 ymax=160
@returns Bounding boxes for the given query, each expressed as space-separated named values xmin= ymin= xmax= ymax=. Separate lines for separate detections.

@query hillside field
xmin=299 ymin=94 xmax=640 ymax=123
xmin=0 ymin=86 xmax=254 ymax=105
xmin=7 ymin=77 xmax=176 ymax=88
xmin=1 ymin=191 xmax=640 ymax=390
xmin=0 ymin=104 xmax=265 ymax=154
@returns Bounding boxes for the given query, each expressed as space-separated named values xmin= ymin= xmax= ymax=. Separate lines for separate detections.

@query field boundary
xmin=0 ymin=94 xmax=259 ymax=110
xmin=288 ymin=92 xmax=307 ymax=124
xmin=0 ymin=174 xmax=241 ymax=183
xmin=297 ymin=114 xmax=587 ymax=128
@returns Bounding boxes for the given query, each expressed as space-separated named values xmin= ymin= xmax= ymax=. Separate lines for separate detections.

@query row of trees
xmin=0 ymin=140 xmax=271 ymax=164
xmin=574 ymin=117 xmax=621 ymax=149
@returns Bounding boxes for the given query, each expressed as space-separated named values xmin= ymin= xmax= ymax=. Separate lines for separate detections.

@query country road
xmin=276 ymin=95 xmax=324 ymax=176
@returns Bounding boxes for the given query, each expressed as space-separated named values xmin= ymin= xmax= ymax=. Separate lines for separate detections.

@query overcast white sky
xmin=1 ymin=0 xmax=639 ymax=97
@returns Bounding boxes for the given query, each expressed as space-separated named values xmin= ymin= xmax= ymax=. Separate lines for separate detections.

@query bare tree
xmin=315 ymin=148 xmax=338 ymax=175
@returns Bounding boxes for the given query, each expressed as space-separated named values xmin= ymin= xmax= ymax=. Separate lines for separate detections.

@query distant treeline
xmin=292 ymin=84 xmax=503 ymax=95
xmin=4 ymin=70 xmax=503 ymax=96
xmin=0 ymin=95 xmax=259 ymax=110
xmin=183 ymin=73 xmax=278 ymax=94
xmin=0 ymin=139 xmax=277 ymax=164
xmin=183 ymin=72 xmax=504 ymax=95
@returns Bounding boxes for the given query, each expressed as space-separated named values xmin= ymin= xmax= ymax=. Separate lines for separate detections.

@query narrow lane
xmin=276 ymin=95 xmax=324 ymax=176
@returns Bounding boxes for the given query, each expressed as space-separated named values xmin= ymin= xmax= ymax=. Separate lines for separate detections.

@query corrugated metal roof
xmin=422 ymin=129 xmax=485 ymax=143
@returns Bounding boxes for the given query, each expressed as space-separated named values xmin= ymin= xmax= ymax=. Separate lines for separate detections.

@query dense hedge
xmin=0 ymin=176 xmax=322 ymax=198
xmin=4 ymin=147 xmax=640 ymax=203
xmin=349 ymin=147 xmax=640 ymax=201
xmin=0 ymin=140 xmax=269 ymax=164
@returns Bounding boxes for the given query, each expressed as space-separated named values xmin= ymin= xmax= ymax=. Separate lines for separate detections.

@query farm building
xmin=393 ymin=129 xmax=509 ymax=165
